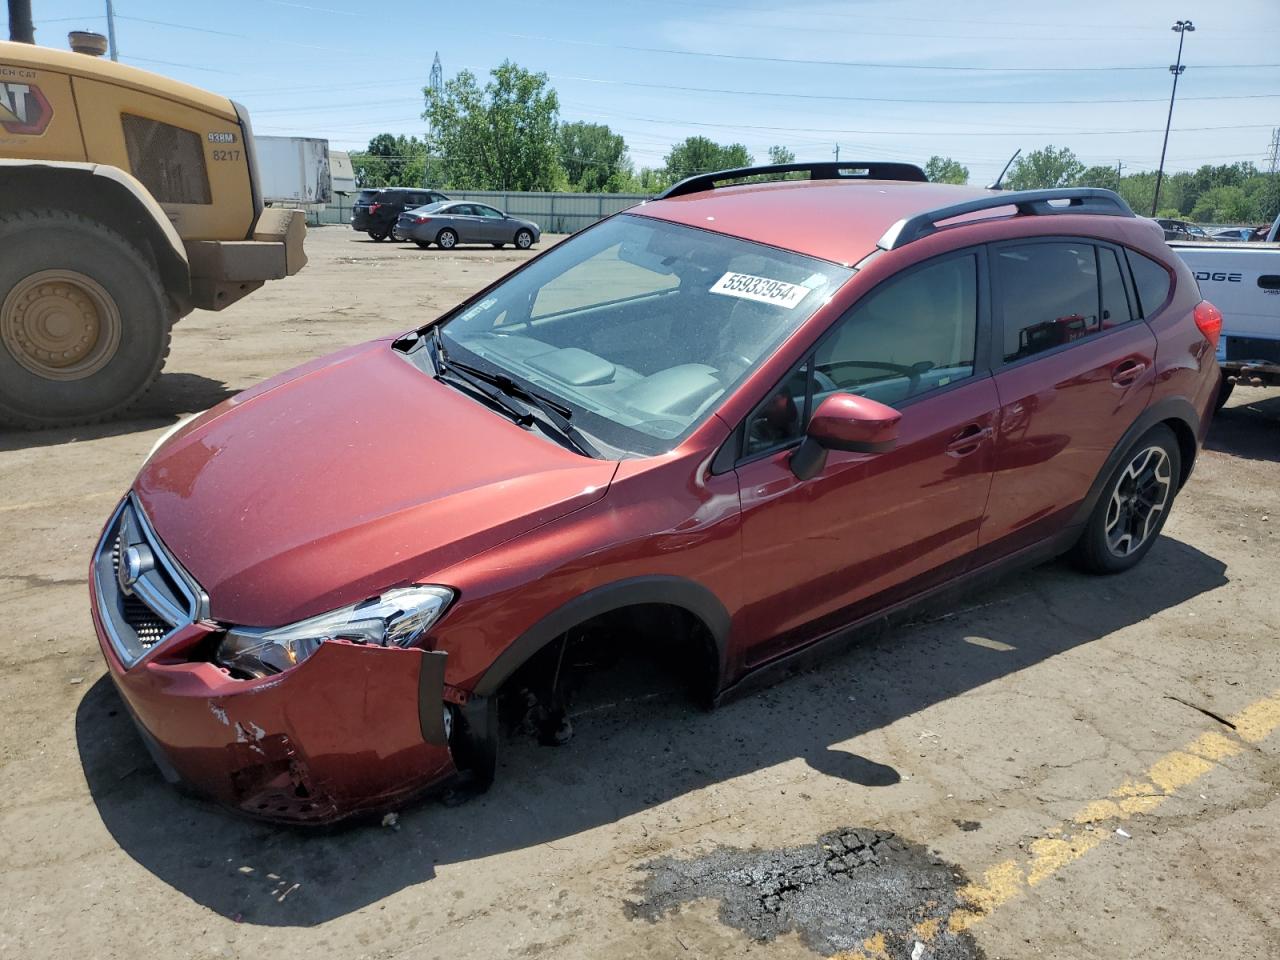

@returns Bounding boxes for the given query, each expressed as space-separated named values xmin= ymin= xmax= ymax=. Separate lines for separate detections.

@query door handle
xmin=1111 ymin=358 xmax=1149 ymax=387
xmin=946 ymin=423 xmax=991 ymax=458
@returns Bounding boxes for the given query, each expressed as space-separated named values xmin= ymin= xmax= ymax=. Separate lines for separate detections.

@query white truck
xmin=1170 ymin=213 xmax=1280 ymax=408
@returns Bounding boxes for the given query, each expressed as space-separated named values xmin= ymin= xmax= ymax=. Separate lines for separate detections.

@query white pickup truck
xmin=1170 ymin=213 xmax=1280 ymax=407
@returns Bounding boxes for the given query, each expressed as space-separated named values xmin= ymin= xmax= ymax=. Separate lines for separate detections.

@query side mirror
xmin=790 ymin=393 xmax=901 ymax=480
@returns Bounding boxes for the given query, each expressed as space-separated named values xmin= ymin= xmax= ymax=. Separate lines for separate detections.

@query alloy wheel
xmin=1104 ymin=445 xmax=1172 ymax=557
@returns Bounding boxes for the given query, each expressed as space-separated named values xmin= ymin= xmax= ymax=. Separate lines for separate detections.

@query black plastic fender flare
xmin=471 ymin=575 xmax=733 ymax=699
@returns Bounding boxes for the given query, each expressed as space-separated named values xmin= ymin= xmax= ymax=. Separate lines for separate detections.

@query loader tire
xmin=0 ymin=209 xmax=172 ymax=429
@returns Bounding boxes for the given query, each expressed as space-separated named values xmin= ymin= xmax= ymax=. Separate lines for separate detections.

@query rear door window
xmin=995 ymin=242 xmax=1099 ymax=363
xmin=1125 ymin=250 xmax=1173 ymax=318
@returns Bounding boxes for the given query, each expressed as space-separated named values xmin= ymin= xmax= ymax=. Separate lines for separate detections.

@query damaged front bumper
xmin=89 ymin=496 xmax=456 ymax=824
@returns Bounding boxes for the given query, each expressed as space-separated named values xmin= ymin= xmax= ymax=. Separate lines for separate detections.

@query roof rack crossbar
xmin=878 ymin=187 xmax=1135 ymax=251
xmin=657 ymin=161 xmax=928 ymax=200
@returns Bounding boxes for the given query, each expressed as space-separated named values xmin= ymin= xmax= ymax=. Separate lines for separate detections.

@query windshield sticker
xmin=459 ymin=297 xmax=496 ymax=320
xmin=710 ymin=272 xmax=809 ymax=309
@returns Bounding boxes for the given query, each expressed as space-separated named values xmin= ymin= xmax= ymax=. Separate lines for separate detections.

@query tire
xmin=0 ymin=209 xmax=171 ymax=429
xmin=415 ymin=240 xmax=430 ymax=249
xmin=436 ymin=228 xmax=458 ymax=250
xmin=368 ymin=228 xmax=388 ymax=242
xmin=1070 ymin=424 xmax=1181 ymax=574
xmin=1214 ymin=378 xmax=1234 ymax=411
xmin=492 ymin=243 xmax=505 ymax=249
xmin=514 ymin=229 xmax=534 ymax=250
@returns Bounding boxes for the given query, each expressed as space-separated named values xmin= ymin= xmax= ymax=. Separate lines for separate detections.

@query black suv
xmin=351 ymin=188 xmax=450 ymax=241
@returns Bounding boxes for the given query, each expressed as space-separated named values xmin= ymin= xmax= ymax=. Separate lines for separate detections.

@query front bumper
xmin=184 ymin=208 xmax=309 ymax=312
xmin=89 ymin=496 xmax=455 ymax=824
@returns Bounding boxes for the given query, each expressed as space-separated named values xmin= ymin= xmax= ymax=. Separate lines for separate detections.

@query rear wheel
xmin=0 ymin=209 xmax=171 ymax=429
xmin=368 ymin=227 xmax=389 ymax=242
xmin=436 ymin=228 xmax=458 ymax=250
xmin=514 ymin=229 xmax=534 ymax=250
xmin=492 ymin=242 xmax=505 ymax=249
xmin=415 ymin=240 xmax=430 ymax=249
xmin=1071 ymin=424 xmax=1180 ymax=574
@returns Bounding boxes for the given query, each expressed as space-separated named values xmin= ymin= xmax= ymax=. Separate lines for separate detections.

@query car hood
xmin=135 ymin=338 xmax=618 ymax=626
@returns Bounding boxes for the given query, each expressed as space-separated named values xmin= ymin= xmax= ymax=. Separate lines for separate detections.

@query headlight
xmin=216 ymin=586 xmax=454 ymax=677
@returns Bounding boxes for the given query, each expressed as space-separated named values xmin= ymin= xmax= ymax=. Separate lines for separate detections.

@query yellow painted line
xmin=833 ymin=688 xmax=1280 ymax=958
xmin=0 ymin=490 xmax=119 ymax=514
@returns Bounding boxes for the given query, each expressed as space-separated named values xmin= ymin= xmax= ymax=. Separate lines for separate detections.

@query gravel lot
xmin=2 ymin=224 xmax=1277 ymax=959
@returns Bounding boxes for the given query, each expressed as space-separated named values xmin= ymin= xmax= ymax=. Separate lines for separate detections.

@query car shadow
xmin=0 ymin=373 xmax=235 ymax=452
xmin=1204 ymin=390 xmax=1280 ymax=464
xmin=76 ymin=534 xmax=1227 ymax=927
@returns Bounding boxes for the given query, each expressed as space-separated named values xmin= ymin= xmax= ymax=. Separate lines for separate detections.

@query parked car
xmin=351 ymin=187 xmax=450 ymax=241
xmin=1154 ymin=218 xmax=1214 ymax=242
xmin=91 ymin=162 xmax=1222 ymax=824
xmin=1170 ymin=212 xmax=1280 ymax=406
xmin=1210 ymin=226 xmax=1267 ymax=243
xmin=395 ymin=200 xmax=541 ymax=250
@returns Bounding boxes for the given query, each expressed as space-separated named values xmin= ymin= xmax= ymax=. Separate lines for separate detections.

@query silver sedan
xmin=394 ymin=201 xmax=541 ymax=250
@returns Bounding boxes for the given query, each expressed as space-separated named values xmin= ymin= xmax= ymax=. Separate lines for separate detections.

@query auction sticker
xmin=710 ymin=272 xmax=809 ymax=309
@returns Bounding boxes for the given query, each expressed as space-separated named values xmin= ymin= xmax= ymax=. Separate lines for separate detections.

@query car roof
xmin=633 ymin=179 xmax=997 ymax=265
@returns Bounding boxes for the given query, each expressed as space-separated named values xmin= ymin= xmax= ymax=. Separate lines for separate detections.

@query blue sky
xmin=29 ymin=0 xmax=1280 ymax=184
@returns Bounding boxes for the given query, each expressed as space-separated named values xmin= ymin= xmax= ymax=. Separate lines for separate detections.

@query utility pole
xmin=1266 ymin=127 xmax=1280 ymax=224
xmin=833 ymin=143 xmax=840 ymax=162
xmin=105 ymin=0 xmax=119 ymax=60
xmin=8 ymin=0 xmax=34 ymax=43
xmin=1152 ymin=19 xmax=1194 ymax=216
xmin=1115 ymin=160 xmax=1125 ymax=190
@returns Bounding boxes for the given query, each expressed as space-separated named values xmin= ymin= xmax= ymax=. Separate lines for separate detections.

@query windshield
xmin=438 ymin=214 xmax=851 ymax=455
xmin=357 ymin=189 xmax=380 ymax=204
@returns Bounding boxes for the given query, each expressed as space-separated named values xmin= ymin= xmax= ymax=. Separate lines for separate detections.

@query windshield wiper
xmin=428 ymin=327 xmax=601 ymax=458
xmin=428 ymin=328 xmax=535 ymax=427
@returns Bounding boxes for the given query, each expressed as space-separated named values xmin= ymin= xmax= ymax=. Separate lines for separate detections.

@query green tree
xmin=924 ymin=155 xmax=969 ymax=184
xmin=1074 ymin=164 xmax=1122 ymax=189
xmin=557 ymin=121 xmax=632 ymax=192
xmin=626 ymin=167 xmax=672 ymax=194
xmin=663 ymin=136 xmax=752 ymax=182
xmin=1190 ymin=185 xmax=1253 ymax=223
xmin=1006 ymin=145 xmax=1085 ymax=190
xmin=423 ymin=61 xmax=561 ymax=191
xmin=350 ymin=133 xmax=429 ymax=188
xmin=767 ymin=145 xmax=796 ymax=165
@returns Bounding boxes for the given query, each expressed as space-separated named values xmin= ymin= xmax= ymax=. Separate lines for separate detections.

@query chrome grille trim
xmin=93 ymin=494 xmax=207 ymax=667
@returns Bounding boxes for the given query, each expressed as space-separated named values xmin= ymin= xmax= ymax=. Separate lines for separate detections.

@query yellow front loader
xmin=0 ymin=40 xmax=306 ymax=428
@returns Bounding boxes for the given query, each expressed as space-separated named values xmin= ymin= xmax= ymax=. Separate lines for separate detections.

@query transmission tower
xmin=429 ymin=53 xmax=443 ymax=106
xmin=1267 ymin=127 xmax=1280 ymax=223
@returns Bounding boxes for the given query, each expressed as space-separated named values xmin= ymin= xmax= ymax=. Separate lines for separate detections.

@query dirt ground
xmin=1 ymin=225 xmax=1278 ymax=959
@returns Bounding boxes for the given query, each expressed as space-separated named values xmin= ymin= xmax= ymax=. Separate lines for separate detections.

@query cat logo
xmin=0 ymin=81 xmax=53 ymax=135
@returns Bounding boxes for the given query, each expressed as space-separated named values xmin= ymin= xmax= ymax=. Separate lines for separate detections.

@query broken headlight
xmin=216 ymin=586 xmax=454 ymax=677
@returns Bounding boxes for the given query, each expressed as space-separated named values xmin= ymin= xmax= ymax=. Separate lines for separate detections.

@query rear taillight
xmin=413 ymin=216 xmax=431 ymax=224
xmin=1194 ymin=300 xmax=1223 ymax=349
xmin=369 ymin=203 xmax=381 ymax=214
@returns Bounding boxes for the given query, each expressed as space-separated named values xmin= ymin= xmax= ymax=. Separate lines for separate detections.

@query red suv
xmin=90 ymin=162 xmax=1223 ymax=823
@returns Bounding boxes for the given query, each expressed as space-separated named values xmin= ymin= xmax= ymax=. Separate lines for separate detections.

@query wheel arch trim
xmin=470 ymin=575 xmax=732 ymax=698
xmin=1069 ymin=395 xmax=1200 ymax=530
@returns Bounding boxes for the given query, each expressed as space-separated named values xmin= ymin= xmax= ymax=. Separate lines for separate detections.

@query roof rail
xmin=878 ymin=187 xmax=1135 ymax=251
xmin=657 ymin=161 xmax=928 ymax=200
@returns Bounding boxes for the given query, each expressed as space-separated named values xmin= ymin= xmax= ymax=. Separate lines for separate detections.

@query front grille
xmin=93 ymin=496 xmax=205 ymax=666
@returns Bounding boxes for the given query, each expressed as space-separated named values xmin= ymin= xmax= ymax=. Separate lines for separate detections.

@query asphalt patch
xmin=628 ymin=828 xmax=984 ymax=959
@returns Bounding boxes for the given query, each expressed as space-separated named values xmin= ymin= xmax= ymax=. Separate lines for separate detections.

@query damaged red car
xmin=90 ymin=162 xmax=1222 ymax=823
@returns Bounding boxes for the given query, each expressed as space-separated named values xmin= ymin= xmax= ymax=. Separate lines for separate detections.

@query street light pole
xmin=105 ymin=0 xmax=119 ymax=61
xmin=1151 ymin=19 xmax=1194 ymax=217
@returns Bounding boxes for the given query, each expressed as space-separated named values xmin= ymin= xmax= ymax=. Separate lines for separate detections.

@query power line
xmin=505 ymin=32 xmax=1280 ymax=72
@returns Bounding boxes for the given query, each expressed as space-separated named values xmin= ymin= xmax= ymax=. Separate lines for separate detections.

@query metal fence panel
xmin=316 ymin=190 xmax=649 ymax=234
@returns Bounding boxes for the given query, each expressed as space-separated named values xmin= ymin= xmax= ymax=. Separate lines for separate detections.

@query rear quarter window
xmin=1125 ymin=250 xmax=1173 ymax=317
